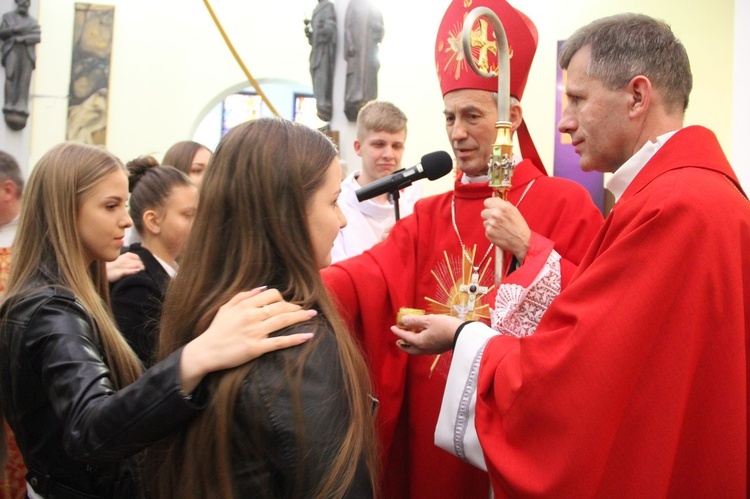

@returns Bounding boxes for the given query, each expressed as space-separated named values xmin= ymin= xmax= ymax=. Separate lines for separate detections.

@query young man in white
xmin=331 ymin=101 xmax=421 ymax=263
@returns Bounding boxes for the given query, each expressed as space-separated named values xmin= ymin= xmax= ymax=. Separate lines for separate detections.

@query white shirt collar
xmin=461 ymin=174 xmax=489 ymax=184
xmin=606 ymin=130 xmax=679 ymax=202
xmin=152 ymin=253 xmax=177 ymax=278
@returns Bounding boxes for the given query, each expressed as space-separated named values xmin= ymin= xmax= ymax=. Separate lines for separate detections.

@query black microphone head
xmin=421 ymin=151 xmax=453 ymax=180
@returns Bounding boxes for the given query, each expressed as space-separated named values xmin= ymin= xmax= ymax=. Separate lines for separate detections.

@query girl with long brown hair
xmin=148 ymin=118 xmax=379 ymax=498
xmin=162 ymin=140 xmax=211 ymax=187
xmin=0 ymin=142 xmax=314 ymax=498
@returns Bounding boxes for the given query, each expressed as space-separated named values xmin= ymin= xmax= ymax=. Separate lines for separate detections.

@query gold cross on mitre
xmin=471 ymin=19 xmax=497 ymax=75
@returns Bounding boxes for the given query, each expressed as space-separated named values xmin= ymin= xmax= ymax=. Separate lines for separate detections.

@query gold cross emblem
xmin=471 ymin=19 xmax=497 ymax=75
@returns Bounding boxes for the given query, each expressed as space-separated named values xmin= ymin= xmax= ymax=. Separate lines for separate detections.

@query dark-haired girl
xmin=111 ymin=157 xmax=197 ymax=366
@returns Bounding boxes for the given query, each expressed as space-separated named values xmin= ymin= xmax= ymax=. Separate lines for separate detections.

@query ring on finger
xmin=262 ymin=304 xmax=271 ymax=318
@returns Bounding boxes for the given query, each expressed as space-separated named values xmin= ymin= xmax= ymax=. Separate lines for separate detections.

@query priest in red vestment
xmin=322 ymin=1 xmax=603 ymax=497
xmin=394 ymin=13 xmax=749 ymax=497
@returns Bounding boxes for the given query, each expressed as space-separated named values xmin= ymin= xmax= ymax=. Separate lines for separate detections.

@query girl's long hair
xmin=3 ymin=142 xmax=141 ymax=387
xmin=149 ymin=118 xmax=377 ymax=498
xmin=161 ymin=140 xmax=209 ymax=177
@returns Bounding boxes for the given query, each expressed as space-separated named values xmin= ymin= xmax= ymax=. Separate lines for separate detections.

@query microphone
xmin=355 ymin=151 xmax=453 ymax=202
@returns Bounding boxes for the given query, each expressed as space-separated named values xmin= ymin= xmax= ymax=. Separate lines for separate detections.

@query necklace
xmin=449 ymin=180 xmax=535 ymax=318
xmin=451 ymin=200 xmax=493 ymax=277
xmin=451 ymin=179 xmax=535 ymax=275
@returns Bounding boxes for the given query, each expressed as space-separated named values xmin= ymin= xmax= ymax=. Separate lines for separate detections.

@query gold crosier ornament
xmin=462 ymin=7 xmax=515 ymax=287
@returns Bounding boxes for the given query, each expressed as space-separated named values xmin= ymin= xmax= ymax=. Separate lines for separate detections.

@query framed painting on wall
xmin=66 ymin=3 xmax=114 ymax=146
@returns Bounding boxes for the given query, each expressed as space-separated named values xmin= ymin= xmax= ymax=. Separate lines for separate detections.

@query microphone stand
xmin=388 ymin=189 xmax=402 ymax=221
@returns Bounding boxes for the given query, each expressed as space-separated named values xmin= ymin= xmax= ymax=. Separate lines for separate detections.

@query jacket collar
xmin=620 ymin=126 xmax=745 ymax=202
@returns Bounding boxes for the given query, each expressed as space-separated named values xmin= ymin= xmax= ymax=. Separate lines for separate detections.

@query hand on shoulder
xmin=106 ymin=252 xmax=144 ymax=282
xmin=179 ymin=287 xmax=316 ymax=393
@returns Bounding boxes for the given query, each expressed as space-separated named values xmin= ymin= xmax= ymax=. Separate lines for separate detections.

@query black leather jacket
xmin=0 ymin=285 xmax=205 ymax=498
xmin=233 ymin=316 xmax=374 ymax=498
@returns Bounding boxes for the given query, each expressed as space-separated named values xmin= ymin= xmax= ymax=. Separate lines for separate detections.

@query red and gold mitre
xmin=435 ymin=0 xmax=538 ymax=99
xmin=434 ymin=0 xmax=545 ymax=174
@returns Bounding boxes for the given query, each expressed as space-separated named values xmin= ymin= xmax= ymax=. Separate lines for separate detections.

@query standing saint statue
xmin=0 ymin=0 xmax=40 ymax=131
xmin=304 ymin=0 xmax=337 ymax=122
xmin=344 ymin=0 xmax=383 ymax=122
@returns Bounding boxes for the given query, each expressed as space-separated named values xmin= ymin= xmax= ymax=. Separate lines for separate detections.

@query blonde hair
xmin=356 ymin=100 xmax=407 ymax=140
xmin=4 ymin=142 xmax=141 ymax=388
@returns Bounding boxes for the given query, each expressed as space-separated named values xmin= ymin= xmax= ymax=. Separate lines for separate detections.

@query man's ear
xmin=0 ymin=180 xmax=16 ymax=201
xmin=628 ymin=75 xmax=651 ymax=118
xmin=353 ymin=139 xmax=363 ymax=157
xmin=509 ymin=101 xmax=523 ymax=133
xmin=142 ymin=210 xmax=161 ymax=235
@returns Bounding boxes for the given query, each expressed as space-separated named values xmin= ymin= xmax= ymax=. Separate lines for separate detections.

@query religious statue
xmin=343 ymin=0 xmax=383 ymax=122
xmin=304 ymin=0 xmax=337 ymax=122
xmin=0 ymin=0 xmax=40 ymax=131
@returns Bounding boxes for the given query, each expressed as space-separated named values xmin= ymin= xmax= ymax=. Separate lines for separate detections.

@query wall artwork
xmin=66 ymin=3 xmax=114 ymax=145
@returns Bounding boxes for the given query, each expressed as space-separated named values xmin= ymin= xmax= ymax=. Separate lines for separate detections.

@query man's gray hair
xmin=559 ymin=13 xmax=692 ymax=114
xmin=0 ymin=151 xmax=24 ymax=195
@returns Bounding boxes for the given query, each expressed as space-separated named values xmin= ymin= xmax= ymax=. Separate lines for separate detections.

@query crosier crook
xmin=461 ymin=7 xmax=515 ymax=286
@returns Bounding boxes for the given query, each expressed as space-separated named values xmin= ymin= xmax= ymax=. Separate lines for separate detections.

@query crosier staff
xmin=461 ymin=7 xmax=514 ymax=286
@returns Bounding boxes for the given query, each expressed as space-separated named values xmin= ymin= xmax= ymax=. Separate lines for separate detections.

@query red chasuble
xmin=323 ymin=159 xmax=603 ymax=498
xmin=0 ymin=247 xmax=26 ymax=499
xmin=467 ymin=126 xmax=749 ymax=496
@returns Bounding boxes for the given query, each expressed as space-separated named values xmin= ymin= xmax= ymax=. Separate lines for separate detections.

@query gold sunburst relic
xmin=425 ymin=246 xmax=493 ymax=322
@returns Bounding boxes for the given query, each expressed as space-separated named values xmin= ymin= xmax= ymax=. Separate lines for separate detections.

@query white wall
xmin=16 ymin=0 xmax=742 ymax=195
xmin=733 ymin=0 xmax=750 ymax=191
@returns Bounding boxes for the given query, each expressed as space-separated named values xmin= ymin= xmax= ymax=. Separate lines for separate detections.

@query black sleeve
xmin=27 ymin=297 xmax=206 ymax=464
xmin=110 ymin=271 xmax=162 ymax=367
xmin=233 ymin=325 xmax=373 ymax=498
